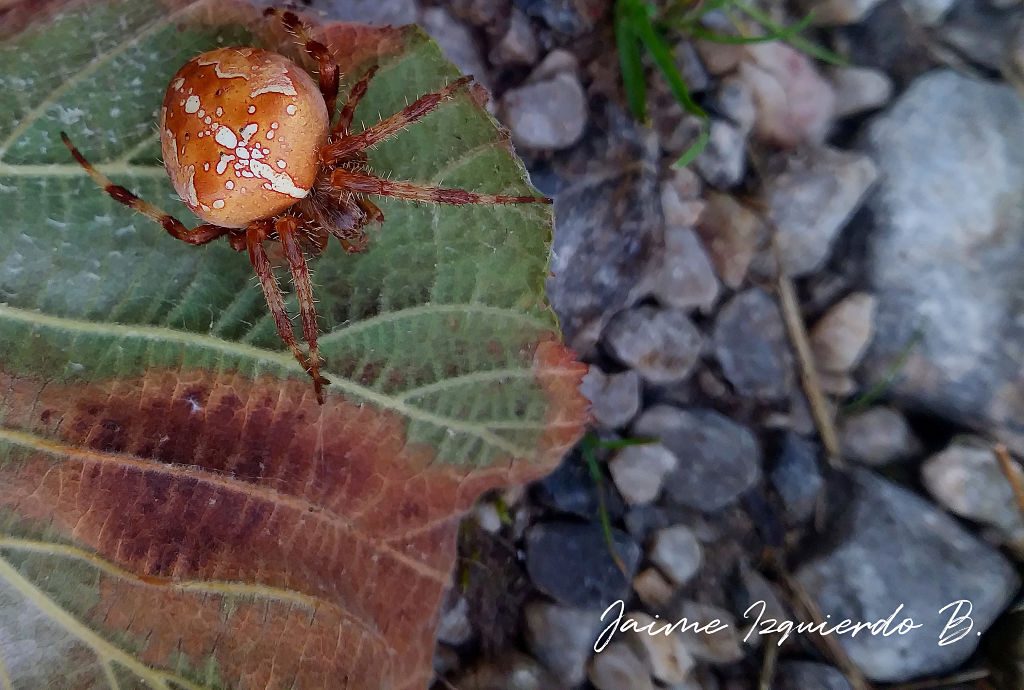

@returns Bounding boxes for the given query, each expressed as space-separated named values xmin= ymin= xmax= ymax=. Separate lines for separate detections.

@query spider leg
xmin=333 ymin=65 xmax=379 ymax=137
xmin=264 ymin=8 xmax=340 ymax=122
xmin=61 ymin=132 xmax=232 ymax=245
xmin=275 ymin=215 xmax=329 ymax=404
xmin=330 ymin=169 xmax=552 ymax=205
xmin=319 ymin=76 xmax=473 ymax=163
xmin=245 ymin=220 xmax=325 ymax=404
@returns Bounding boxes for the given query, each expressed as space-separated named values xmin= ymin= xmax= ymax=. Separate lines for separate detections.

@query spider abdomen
xmin=159 ymin=47 xmax=328 ymax=228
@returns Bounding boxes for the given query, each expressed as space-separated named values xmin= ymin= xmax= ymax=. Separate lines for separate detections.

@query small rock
xmin=694 ymin=119 xmax=747 ymax=188
xmin=675 ymin=41 xmax=711 ymax=93
xmin=652 ymin=226 xmax=721 ymax=313
xmin=776 ymin=661 xmax=853 ymax=690
xmin=633 ymin=406 xmax=762 ymax=512
xmin=473 ymin=501 xmax=504 ymax=533
xmin=649 ymin=524 xmax=703 ymax=585
xmin=664 ymin=166 xmax=703 ymax=201
xmin=489 ymin=9 xmax=539 ymax=67
xmin=796 ymin=469 xmax=1020 ymax=681
xmin=437 ymin=594 xmax=473 ymax=646
xmin=420 ymin=8 xmax=489 ymax=85
xmin=713 ymin=76 xmax=757 ymax=134
xmin=609 ymin=443 xmax=678 ymax=505
xmin=811 ymin=292 xmax=878 ymax=374
xmin=525 ymin=521 xmax=640 ymax=608
xmin=713 ymin=289 xmax=793 ymax=400
xmin=660 ymin=181 xmax=705 ymax=227
xmin=770 ymin=432 xmax=823 ymax=524
xmin=804 ymin=0 xmax=886 ymax=25
xmin=525 ymin=601 xmax=604 ymax=687
xmin=830 ymin=66 xmax=894 ymax=118
xmin=624 ymin=611 xmax=696 ymax=684
xmin=766 ymin=148 xmax=878 ymax=277
xmin=453 ymin=651 xmax=561 ymax=690
xmin=737 ymin=565 xmax=791 ymax=623
xmin=501 ymin=72 xmax=587 ymax=150
xmin=673 ymin=600 xmax=745 ymax=664
xmin=580 ymin=367 xmax=642 ymax=429
xmin=529 ymin=49 xmax=580 ymax=83
xmin=588 ymin=641 xmax=655 ymax=690
xmin=922 ymin=437 xmax=1024 ymax=548
xmin=604 ymin=306 xmax=703 ymax=384
xmin=694 ymin=40 xmax=746 ymax=75
xmin=839 ymin=407 xmax=921 ymax=466
xmin=738 ymin=42 xmax=837 ymax=148
xmin=695 ymin=192 xmax=766 ymax=288
xmin=633 ymin=567 xmax=677 ymax=609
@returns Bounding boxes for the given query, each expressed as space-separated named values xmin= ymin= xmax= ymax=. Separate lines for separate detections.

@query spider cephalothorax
xmin=61 ymin=8 xmax=550 ymax=404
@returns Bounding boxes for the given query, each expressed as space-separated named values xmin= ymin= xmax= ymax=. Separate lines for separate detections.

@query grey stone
xmin=810 ymin=292 xmax=877 ymax=374
xmin=609 ymin=443 xmax=678 ymax=505
xmin=796 ymin=469 xmax=1020 ymax=681
xmin=839 ymin=407 xmax=921 ymax=466
xmin=588 ymin=641 xmax=654 ymax=690
xmin=922 ymin=437 xmax=1024 ymax=549
xmin=436 ymin=595 xmax=472 ymax=645
xmin=776 ymin=662 xmax=853 ymax=690
xmin=649 ymin=524 xmax=703 ymax=585
xmin=860 ymin=71 xmax=1024 ymax=454
xmin=633 ymin=406 xmax=762 ymax=512
xmin=547 ymin=109 xmax=662 ymax=354
xmin=580 ymin=367 xmax=642 ymax=429
xmin=652 ymin=226 xmax=720 ymax=313
xmin=830 ymin=66 xmax=893 ymax=118
xmin=528 ymin=48 xmax=579 ymax=82
xmin=694 ymin=120 xmax=747 ymax=188
xmin=489 ymin=8 xmax=539 ymax=67
xmin=604 ymin=306 xmax=703 ymax=384
xmin=713 ymin=289 xmax=793 ymax=400
xmin=766 ymin=147 xmax=878 ymax=277
xmin=420 ymin=8 xmax=489 ymax=85
xmin=770 ymin=432 xmax=823 ymax=524
xmin=937 ymin=0 xmax=1024 ymax=73
xmin=525 ymin=601 xmax=604 ymax=687
xmin=525 ymin=521 xmax=640 ymax=609
xmin=501 ymin=72 xmax=587 ymax=150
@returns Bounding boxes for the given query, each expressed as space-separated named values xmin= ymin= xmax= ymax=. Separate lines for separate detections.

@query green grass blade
xmin=673 ymin=119 xmax=709 ymax=168
xmin=615 ymin=1 xmax=649 ymax=121
xmin=632 ymin=8 xmax=707 ymax=118
xmin=733 ymin=2 xmax=846 ymax=66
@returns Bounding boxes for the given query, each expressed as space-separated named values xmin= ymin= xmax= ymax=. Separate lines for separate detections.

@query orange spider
xmin=61 ymin=8 xmax=550 ymax=404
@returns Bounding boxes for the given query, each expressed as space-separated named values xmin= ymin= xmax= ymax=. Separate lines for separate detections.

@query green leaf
xmin=631 ymin=5 xmax=707 ymax=119
xmin=673 ymin=119 xmax=710 ymax=168
xmin=0 ymin=1 xmax=588 ymax=688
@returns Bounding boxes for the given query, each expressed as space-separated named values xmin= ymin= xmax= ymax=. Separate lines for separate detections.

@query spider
xmin=61 ymin=8 xmax=550 ymax=405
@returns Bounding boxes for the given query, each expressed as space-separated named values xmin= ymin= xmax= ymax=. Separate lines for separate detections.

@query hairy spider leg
xmin=334 ymin=65 xmax=379 ymax=136
xmin=319 ymin=76 xmax=475 ymax=163
xmin=60 ymin=132 xmax=233 ymax=245
xmin=331 ymin=169 xmax=553 ymax=205
xmin=275 ymin=215 xmax=330 ymax=404
xmin=264 ymin=8 xmax=340 ymax=123
xmin=245 ymin=220 xmax=325 ymax=401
